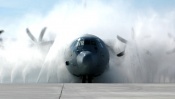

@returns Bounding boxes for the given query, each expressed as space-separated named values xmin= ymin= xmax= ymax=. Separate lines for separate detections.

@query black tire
xmin=88 ymin=76 xmax=92 ymax=83
xmin=82 ymin=76 xmax=86 ymax=83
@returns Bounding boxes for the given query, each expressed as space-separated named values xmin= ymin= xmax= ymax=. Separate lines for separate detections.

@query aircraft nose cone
xmin=77 ymin=51 xmax=97 ymax=74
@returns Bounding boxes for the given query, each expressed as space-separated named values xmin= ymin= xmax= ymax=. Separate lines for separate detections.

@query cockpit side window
xmin=79 ymin=40 xmax=84 ymax=46
xmin=76 ymin=38 xmax=99 ymax=53
xmin=76 ymin=38 xmax=84 ymax=47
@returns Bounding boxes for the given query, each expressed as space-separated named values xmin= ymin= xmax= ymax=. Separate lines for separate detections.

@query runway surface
xmin=0 ymin=84 xmax=175 ymax=99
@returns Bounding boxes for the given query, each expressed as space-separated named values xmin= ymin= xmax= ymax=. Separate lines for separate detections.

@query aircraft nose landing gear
xmin=82 ymin=75 xmax=92 ymax=83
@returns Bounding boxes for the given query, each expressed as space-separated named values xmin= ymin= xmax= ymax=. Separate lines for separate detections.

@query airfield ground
xmin=0 ymin=84 xmax=175 ymax=99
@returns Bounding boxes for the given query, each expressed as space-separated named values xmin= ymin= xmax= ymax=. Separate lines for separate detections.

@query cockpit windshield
xmin=75 ymin=38 xmax=98 ymax=53
xmin=77 ymin=38 xmax=97 ymax=46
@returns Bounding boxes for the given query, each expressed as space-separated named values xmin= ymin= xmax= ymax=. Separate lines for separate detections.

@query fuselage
xmin=65 ymin=34 xmax=109 ymax=78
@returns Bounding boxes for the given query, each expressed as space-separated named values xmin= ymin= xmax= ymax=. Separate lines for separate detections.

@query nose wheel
xmin=82 ymin=75 xmax=92 ymax=83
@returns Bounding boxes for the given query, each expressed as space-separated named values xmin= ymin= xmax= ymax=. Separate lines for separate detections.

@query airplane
xmin=64 ymin=34 xmax=127 ymax=83
xmin=2 ymin=28 xmax=127 ymax=83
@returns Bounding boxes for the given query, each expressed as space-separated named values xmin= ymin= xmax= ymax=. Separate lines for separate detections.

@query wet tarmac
xmin=0 ymin=84 xmax=175 ymax=99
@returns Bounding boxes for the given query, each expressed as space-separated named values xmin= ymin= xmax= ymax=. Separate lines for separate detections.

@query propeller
xmin=115 ymin=35 xmax=127 ymax=57
xmin=26 ymin=27 xmax=54 ymax=48
xmin=115 ymin=28 xmax=136 ymax=57
xmin=0 ymin=30 xmax=4 ymax=34
xmin=117 ymin=51 xmax=125 ymax=57
xmin=26 ymin=27 xmax=47 ymax=44
xmin=115 ymin=27 xmax=152 ymax=57
xmin=0 ymin=30 xmax=4 ymax=42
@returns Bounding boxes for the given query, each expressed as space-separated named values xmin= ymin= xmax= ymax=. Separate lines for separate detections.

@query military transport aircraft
xmin=2 ymin=27 xmax=127 ymax=83
xmin=64 ymin=34 xmax=127 ymax=83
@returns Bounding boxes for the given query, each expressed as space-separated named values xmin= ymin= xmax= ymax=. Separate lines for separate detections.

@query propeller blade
xmin=26 ymin=28 xmax=37 ymax=42
xmin=117 ymin=51 xmax=125 ymax=57
xmin=106 ymin=41 xmax=126 ymax=57
xmin=0 ymin=30 xmax=4 ymax=34
xmin=117 ymin=35 xmax=127 ymax=44
xmin=39 ymin=27 xmax=47 ymax=42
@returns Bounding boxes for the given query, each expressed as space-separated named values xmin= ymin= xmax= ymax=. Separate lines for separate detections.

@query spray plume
xmin=0 ymin=0 xmax=175 ymax=83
